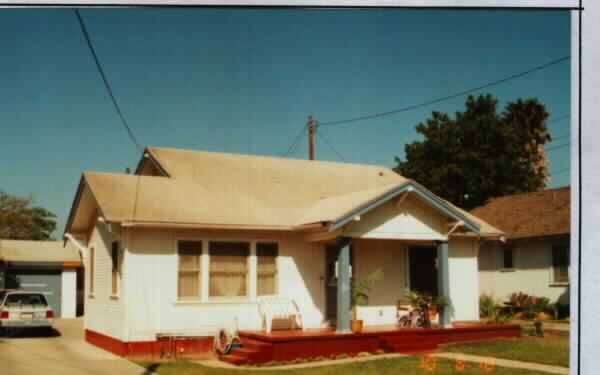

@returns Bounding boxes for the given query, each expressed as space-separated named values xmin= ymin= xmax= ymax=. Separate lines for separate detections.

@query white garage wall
xmin=61 ymin=268 xmax=77 ymax=318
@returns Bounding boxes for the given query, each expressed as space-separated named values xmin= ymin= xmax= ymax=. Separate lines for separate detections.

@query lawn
xmin=137 ymin=355 xmax=560 ymax=375
xmin=443 ymin=335 xmax=569 ymax=368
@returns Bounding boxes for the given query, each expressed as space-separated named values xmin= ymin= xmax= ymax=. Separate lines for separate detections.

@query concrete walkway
xmin=432 ymin=352 xmax=569 ymax=374
xmin=194 ymin=353 xmax=408 ymax=370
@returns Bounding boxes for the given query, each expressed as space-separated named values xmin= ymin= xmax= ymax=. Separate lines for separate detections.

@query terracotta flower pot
xmin=428 ymin=307 xmax=439 ymax=321
xmin=351 ymin=320 xmax=363 ymax=333
xmin=537 ymin=312 xmax=552 ymax=321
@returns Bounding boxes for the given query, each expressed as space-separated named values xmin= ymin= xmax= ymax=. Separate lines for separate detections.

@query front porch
xmin=221 ymin=324 xmax=521 ymax=365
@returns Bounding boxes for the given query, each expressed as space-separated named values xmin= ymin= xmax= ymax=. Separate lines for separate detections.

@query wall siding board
xmin=84 ymin=221 xmax=125 ymax=340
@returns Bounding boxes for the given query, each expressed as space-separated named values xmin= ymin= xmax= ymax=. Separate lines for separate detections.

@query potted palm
xmin=350 ymin=269 xmax=384 ymax=333
xmin=404 ymin=289 xmax=451 ymax=328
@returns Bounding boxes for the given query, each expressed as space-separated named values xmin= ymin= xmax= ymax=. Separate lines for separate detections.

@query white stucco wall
xmin=61 ymin=268 xmax=77 ymax=318
xmin=448 ymin=237 xmax=480 ymax=322
xmin=123 ymin=228 xmax=326 ymax=342
xmin=84 ymin=222 xmax=125 ymax=340
xmin=479 ymin=239 xmax=570 ymax=304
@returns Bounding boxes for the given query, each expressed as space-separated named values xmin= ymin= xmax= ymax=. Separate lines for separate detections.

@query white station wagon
xmin=0 ymin=289 xmax=54 ymax=336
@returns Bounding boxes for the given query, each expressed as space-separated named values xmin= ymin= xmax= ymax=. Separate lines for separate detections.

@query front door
xmin=325 ymin=245 xmax=353 ymax=325
xmin=409 ymin=247 xmax=438 ymax=296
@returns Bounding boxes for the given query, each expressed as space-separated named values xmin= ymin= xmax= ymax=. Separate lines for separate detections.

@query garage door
xmin=6 ymin=271 xmax=62 ymax=316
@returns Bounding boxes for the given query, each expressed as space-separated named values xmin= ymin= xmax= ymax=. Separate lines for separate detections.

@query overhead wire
xmin=319 ymin=56 xmax=570 ymax=128
xmin=317 ymin=131 xmax=346 ymax=162
xmin=74 ymin=9 xmax=143 ymax=153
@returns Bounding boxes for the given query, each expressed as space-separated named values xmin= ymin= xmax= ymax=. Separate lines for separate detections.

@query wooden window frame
xmin=208 ymin=241 xmax=250 ymax=300
xmin=177 ymin=239 xmax=203 ymax=301
xmin=256 ymin=242 xmax=279 ymax=297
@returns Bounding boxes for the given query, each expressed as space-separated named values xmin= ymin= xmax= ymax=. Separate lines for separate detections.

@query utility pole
xmin=308 ymin=115 xmax=317 ymax=160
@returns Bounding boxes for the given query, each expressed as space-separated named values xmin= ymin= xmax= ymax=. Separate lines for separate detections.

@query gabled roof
xmin=0 ymin=240 xmax=81 ymax=263
xmin=470 ymin=187 xmax=570 ymax=239
xmin=65 ymin=147 xmax=502 ymax=237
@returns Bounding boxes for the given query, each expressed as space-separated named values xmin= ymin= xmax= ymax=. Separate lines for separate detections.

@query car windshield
xmin=4 ymin=293 xmax=48 ymax=307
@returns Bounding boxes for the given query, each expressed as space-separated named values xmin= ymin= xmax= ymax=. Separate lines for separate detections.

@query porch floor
xmin=221 ymin=323 xmax=521 ymax=365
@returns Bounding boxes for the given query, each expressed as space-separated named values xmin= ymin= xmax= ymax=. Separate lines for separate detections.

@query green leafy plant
xmin=351 ymin=269 xmax=384 ymax=320
xmin=480 ymin=294 xmax=500 ymax=318
xmin=404 ymin=288 xmax=451 ymax=328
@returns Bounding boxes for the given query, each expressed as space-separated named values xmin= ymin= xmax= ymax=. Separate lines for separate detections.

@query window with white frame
xmin=177 ymin=240 xmax=202 ymax=299
xmin=111 ymin=241 xmax=120 ymax=297
xmin=209 ymin=241 xmax=249 ymax=297
xmin=552 ymin=244 xmax=569 ymax=283
xmin=257 ymin=243 xmax=278 ymax=296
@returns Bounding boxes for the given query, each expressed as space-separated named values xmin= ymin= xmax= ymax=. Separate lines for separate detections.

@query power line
xmin=317 ymin=131 xmax=346 ymax=162
xmin=282 ymin=124 xmax=307 ymax=157
xmin=74 ymin=9 xmax=143 ymax=152
xmin=320 ymin=56 xmax=570 ymax=128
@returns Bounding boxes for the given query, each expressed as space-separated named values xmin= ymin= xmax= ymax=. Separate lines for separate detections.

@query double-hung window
xmin=257 ymin=243 xmax=278 ymax=296
xmin=552 ymin=245 xmax=569 ymax=283
xmin=209 ymin=242 xmax=249 ymax=297
xmin=501 ymin=246 xmax=515 ymax=270
xmin=111 ymin=241 xmax=120 ymax=297
xmin=177 ymin=240 xmax=202 ymax=299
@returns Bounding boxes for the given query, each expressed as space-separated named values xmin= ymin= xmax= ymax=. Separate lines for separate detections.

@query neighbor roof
xmin=0 ymin=240 xmax=81 ymax=263
xmin=66 ymin=146 xmax=502 ymax=236
xmin=470 ymin=187 xmax=570 ymax=239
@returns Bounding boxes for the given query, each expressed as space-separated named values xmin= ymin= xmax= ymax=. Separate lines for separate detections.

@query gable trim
xmin=329 ymin=182 xmax=480 ymax=234
xmin=134 ymin=148 xmax=171 ymax=177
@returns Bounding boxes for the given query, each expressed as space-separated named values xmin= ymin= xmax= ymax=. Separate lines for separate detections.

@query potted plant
xmin=350 ymin=269 xmax=384 ymax=333
xmin=404 ymin=289 xmax=451 ymax=328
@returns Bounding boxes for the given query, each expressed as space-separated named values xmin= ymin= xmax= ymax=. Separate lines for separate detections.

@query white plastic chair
xmin=257 ymin=296 xmax=304 ymax=333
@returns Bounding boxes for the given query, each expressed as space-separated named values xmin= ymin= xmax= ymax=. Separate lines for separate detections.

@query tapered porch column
xmin=437 ymin=240 xmax=451 ymax=328
xmin=336 ymin=236 xmax=352 ymax=333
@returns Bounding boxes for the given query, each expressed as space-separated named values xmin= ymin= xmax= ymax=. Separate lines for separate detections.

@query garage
xmin=5 ymin=269 xmax=63 ymax=316
xmin=0 ymin=240 xmax=83 ymax=318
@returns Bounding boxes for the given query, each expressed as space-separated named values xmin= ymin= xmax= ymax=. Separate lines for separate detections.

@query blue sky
xmin=0 ymin=8 xmax=571 ymax=237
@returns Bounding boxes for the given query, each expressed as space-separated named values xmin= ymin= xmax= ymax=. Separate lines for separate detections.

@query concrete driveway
xmin=0 ymin=318 xmax=153 ymax=375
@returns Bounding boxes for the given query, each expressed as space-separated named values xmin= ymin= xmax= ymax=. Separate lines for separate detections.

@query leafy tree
xmin=0 ymin=191 xmax=56 ymax=240
xmin=394 ymin=94 xmax=551 ymax=210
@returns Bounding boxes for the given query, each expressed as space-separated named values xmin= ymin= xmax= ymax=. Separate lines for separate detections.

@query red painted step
xmin=220 ymin=353 xmax=248 ymax=366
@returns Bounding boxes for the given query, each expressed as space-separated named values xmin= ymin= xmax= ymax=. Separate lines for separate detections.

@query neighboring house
xmin=471 ymin=187 xmax=570 ymax=305
xmin=63 ymin=147 xmax=504 ymax=357
xmin=0 ymin=240 xmax=84 ymax=318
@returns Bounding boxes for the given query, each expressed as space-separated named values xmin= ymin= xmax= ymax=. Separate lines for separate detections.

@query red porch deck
xmin=221 ymin=323 xmax=521 ymax=365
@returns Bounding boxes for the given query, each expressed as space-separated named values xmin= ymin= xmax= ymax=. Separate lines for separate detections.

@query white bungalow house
xmin=472 ymin=187 xmax=570 ymax=306
xmin=63 ymin=147 xmax=505 ymax=358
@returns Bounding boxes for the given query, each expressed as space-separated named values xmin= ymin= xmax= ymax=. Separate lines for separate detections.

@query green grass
xmin=443 ymin=335 xmax=569 ymax=368
xmin=136 ymin=355 xmax=559 ymax=375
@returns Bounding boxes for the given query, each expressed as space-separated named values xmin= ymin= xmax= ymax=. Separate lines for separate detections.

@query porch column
xmin=336 ymin=236 xmax=352 ymax=333
xmin=437 ymin=240 xmax=451 ymax=328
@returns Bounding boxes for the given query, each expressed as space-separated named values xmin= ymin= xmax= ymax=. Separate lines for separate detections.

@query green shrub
xmin=335 ymin=353 xmax=349 ymax=360
xmin=480 ymin=294 xmax=499 ymax=318
xmin=357 ymin=352 xmax=370 ymax=357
